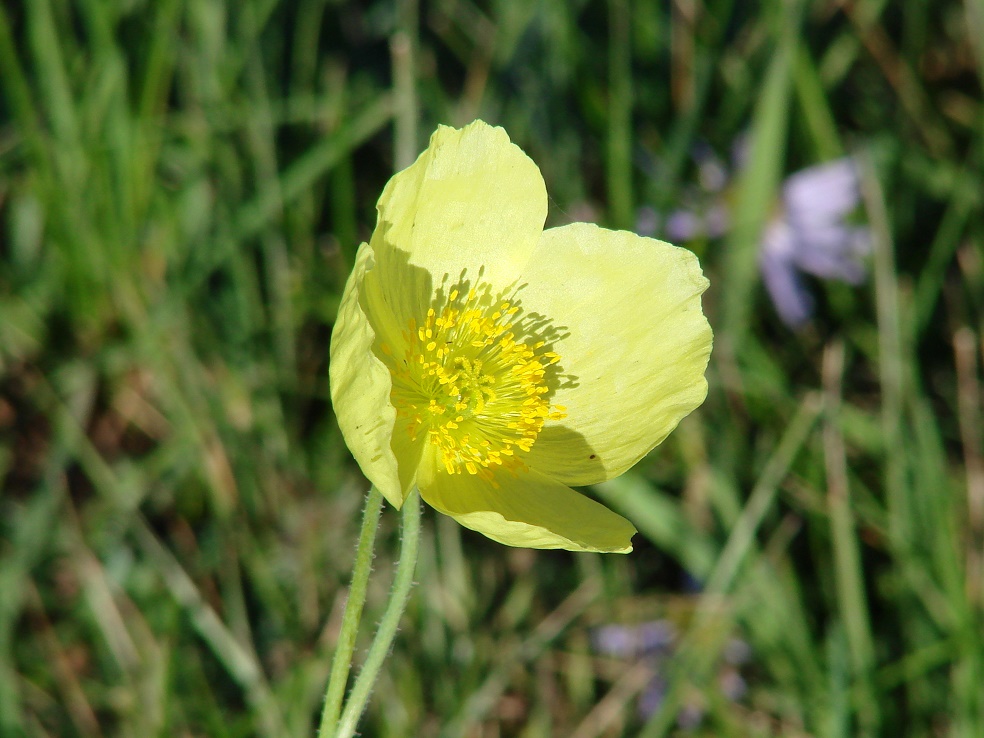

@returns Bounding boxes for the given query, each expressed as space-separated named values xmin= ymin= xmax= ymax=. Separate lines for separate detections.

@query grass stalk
xmin=607 ymin=0 xmax=633 ymax=230
xmin=823 ymin=341 xmax=880 ymax=734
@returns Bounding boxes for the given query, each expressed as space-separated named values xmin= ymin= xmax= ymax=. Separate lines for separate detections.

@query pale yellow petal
xmin=357 ymin=241 xmax=438 ymax=498
xmin=371 ymin=120 xmax=547 ymax=292
xmin=390 ymin=416 xmax=428 ymax=498
xmin=416 ymin=450 xmax=636 ymax=553
xmin=328 ymin=243 xmax=405 ymax=508
xmin=360 ymin=235 xmax=432 ymax=353
xmin=518 ymin=223 xmax=712 ymax=485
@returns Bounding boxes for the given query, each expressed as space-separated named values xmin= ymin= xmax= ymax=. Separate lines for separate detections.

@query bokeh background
xmin=2 ymin=1 xmax=983 ymax=736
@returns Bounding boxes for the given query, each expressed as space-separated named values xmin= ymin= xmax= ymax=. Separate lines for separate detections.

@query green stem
xmin=334 ymin=489 xmax=421 ymax=738
xmin=318 ymin=486 xmax=384 ymax=735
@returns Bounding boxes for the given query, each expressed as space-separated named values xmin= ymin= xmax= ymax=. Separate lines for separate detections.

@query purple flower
xmin=591 ymin=620 xmax=750 ymax=727
xmin=759 ymin=158 xmax=871 ymax=327
xmin=592 ymin=620 xmax=676 ymax=658
xmin=592 ymin=620 xmax=678 ymax=720
xmin=637 ymin=148 xmax=871 ymax=329
xmin=636 ymin=203 xmax=730 ymax=243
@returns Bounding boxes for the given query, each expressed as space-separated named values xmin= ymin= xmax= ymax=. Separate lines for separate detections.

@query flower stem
xmin=334 ymin=488 xmax=421 ymax=738
xmin=318 ymin=486 xmax=384 ymax=736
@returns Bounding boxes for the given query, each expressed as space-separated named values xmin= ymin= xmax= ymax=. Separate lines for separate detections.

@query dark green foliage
xmin=1 ymin=0 xmax=982 ymax=736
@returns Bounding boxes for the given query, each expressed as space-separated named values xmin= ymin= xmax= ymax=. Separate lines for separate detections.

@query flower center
xmin=385 ymin=284 xmax=566 ymax=480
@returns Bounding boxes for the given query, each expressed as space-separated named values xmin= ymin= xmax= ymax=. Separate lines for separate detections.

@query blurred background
xmin=1 ymin=0 xmax=983 ymax=736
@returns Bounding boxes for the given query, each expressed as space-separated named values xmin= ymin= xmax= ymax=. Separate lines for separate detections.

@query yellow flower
xmin=330 ymin=121 xmax=712 ymax=553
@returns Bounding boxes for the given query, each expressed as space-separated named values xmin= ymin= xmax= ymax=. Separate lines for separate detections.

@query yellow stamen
xmin=387 ymin=282 xmax=566 ymax=482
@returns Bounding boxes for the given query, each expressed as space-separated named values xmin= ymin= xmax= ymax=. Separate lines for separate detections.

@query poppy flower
xmin=330 ymin=121 xmax=711 ymax=552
